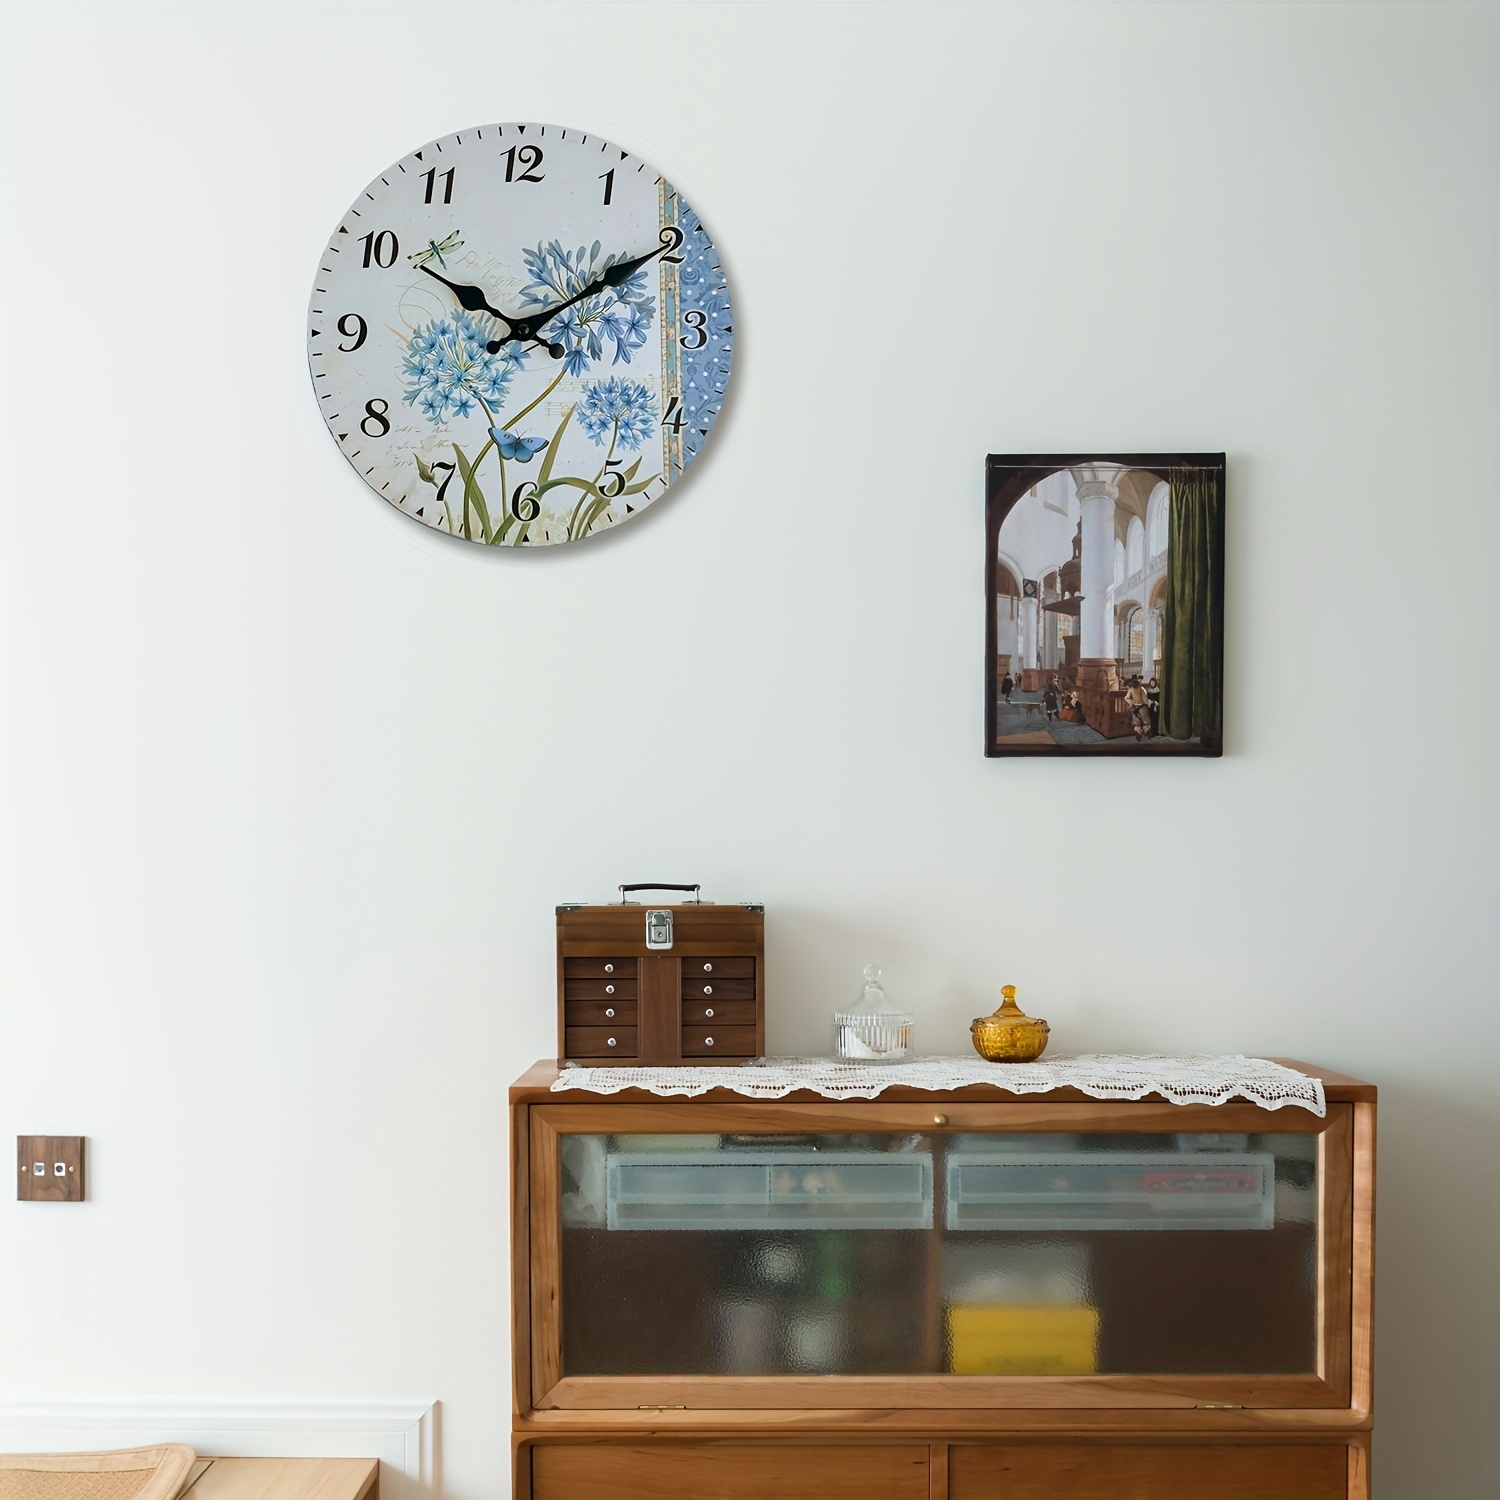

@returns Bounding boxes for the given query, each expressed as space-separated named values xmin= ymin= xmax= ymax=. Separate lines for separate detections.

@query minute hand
xmin=497 ymin=228 xmax=684 ymax=351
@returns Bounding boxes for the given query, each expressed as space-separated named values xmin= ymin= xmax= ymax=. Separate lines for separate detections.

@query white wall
xmin=1 ymin=2 xmax=1495 ymax=1496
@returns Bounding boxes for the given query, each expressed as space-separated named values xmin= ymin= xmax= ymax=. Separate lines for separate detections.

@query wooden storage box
xmin=556 ymin=886 xmax=764 ymax=1065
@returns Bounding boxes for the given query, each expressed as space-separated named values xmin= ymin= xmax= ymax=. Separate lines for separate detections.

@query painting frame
xmin=985 ymin=453 xmax=1226 ymax=758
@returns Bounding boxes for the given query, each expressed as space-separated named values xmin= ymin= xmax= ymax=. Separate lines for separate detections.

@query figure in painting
xmin=1125 ymin=677 xmax=1150 ymax=741
xmin=1000 ymin=672 xmax=1014 ymax=704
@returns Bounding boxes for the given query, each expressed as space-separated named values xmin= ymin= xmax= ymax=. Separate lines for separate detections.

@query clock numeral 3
xmin=358 ymin=230 xmax=399 ymax=269
xmin=336 ymin=313 xmax=368 ymax=352
xmin=680 ymin=310 xmax=709 ymax=350
xmin=361 ymin=398 xmax=391 ymax=437
xmin=661 ymin=396 xmax=686 ymax=432
xmin=421 ymin=165 xmax=455 ymax=205
xmin=502 ymin=144 xmax=545 ymax=184
xmin=510 ymin=482 xmax=541 ymax=522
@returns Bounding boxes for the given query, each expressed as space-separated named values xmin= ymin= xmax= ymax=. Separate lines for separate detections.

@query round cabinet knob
xmin=604 ymin=963 xmax=614 ymax=973
xmin=705 ymin=1036 xmax=714 ymax=1047
xmin=605 ymin=1007 xmax=615 ymax=1018
xmin=703 ymin=963 xmax=713 ymax=973
xmin=933 ymin=1114 xmax=949 ymax=1126
xmin=605 ymin=984 xmax=615 ymax=994
xmin=703 ymin=985 xmax=713 ymax=996
xmin=607 ymin=1037 xmax=618 ymax=1047
xmin=704 ymin=1008 xmax=715 ymax=1018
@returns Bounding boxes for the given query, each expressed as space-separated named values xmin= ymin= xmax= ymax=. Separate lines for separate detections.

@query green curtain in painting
xmin=1160 ymin=467 xmax=1224 ymax=742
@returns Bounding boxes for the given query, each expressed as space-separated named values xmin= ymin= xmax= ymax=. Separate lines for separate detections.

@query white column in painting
xmin=1074 ymin=474 xmax=1119 ymax=659
xmin=1019 ymin=596 xmax=1039 ymax=669
xmin=1141 ymin=608 xmax=1158 ymax=678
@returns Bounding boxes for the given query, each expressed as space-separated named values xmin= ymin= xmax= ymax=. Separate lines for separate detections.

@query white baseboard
xmin=0 ymin=1400 xmax=436 ymax=1496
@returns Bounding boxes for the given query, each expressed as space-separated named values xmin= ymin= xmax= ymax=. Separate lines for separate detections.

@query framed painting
xmin=985 ymin=453 xmax=1225 ymax=757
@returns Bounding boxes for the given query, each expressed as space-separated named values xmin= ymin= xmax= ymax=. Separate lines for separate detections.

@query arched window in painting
xmin=1126 ymin=517 xmax=1145 ymax=579
xmin=1113 ymin=538 xmax=1125 ymax=589
xmin=1151 ymin=609 xmax=1164 ymax=665
xmin=1148 ymin=484 xmax=1168 ymax=561
xmin=1125 ymin=607 xmax=1144 ymax=662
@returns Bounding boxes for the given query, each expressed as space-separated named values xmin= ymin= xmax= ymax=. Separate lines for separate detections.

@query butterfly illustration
xmin=408 ymin=231 xmax=465 ymax=270
xmin=491 ymin=429 xmax=548 ymax=462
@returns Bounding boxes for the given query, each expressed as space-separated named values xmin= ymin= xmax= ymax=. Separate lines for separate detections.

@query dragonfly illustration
xmin=407 ymin=231 xmax=464 ymax=270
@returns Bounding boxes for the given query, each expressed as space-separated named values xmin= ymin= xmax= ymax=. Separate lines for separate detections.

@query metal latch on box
xmin=646 ymin=909 xmax=673 ymax=949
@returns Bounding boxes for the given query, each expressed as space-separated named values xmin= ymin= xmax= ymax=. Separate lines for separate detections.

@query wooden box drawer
xmin=563 ymin=958 xmax=638 ymax=979
xmin=682 ymin=999 xmax=757 ymax=1026
xmin=948 ymin=1443 xmax=1347 ymax=1500
xmin=563 ymin=1025 xmax=637 ymax=1058
xmin=531 ymin=1443 xmax=928 ymax=1500
xmin=681 ymin=975 xmax=755 ymax=1001
xmin=564 ymin=977 xmax=639 ymax=1001
xmin=681 ymin=956 xmax=756 ymax=979
xmin=558 ymin=901 xmax=763 ymax=1064
xmin=682 ymin=1024 xmax=757 ymax=1056
xmin=565 ymin=1000 xmax=638 ymax=1026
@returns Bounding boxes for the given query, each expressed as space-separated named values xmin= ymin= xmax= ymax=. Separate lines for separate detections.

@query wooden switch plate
xmin=16 ymin=1136 xmax=85 ymax=1201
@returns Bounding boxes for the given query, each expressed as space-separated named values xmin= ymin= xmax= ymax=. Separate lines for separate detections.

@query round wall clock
xmin=307 ymin=124 xmax=733 ymax=546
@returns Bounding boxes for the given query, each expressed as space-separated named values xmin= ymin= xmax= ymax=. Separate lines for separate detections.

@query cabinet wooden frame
xmin=519 ymin=1092 xmax=1374 ymax=1416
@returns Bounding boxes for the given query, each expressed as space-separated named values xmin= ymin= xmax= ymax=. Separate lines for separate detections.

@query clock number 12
xmin=502 ymin=144 xmax=545 ymax=183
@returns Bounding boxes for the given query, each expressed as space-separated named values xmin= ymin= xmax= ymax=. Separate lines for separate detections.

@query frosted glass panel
xmin=557 ymin=1129 xmax=1318 ymax=1379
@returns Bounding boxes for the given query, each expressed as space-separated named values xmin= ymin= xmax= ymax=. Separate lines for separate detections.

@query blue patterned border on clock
xmin=673 ymin=197 xmax=733 ymax=467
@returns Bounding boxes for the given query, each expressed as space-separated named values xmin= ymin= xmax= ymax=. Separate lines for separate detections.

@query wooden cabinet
xmin=510 ymin=1061 xmax=1374 ymax=1498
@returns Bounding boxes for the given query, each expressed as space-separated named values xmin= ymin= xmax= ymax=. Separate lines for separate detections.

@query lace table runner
xmin=550 ymin=1054 xmax=1326 ymax=1116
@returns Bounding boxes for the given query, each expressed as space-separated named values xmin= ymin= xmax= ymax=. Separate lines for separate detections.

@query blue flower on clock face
xmin=578 ymin=377 xmax=657 ymax=450
xmin=400 ymin=311 xmax=519 ymax=424
xmin=520 ymin=240 xmax=656 ymax=374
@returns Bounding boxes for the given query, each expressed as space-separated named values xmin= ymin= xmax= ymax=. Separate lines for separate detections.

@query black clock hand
xmin=416 ymin=263 xmax=516 ymax=334
xmin=486 ymin=227 xmax=686 ymax=355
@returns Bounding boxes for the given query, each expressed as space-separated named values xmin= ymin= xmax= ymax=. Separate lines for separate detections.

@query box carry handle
xmin=618 ymin=883 xmax=702 ymax=904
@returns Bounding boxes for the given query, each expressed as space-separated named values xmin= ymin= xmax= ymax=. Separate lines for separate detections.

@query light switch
xmin=16 ymin=1137 xmax=85 ymax=1202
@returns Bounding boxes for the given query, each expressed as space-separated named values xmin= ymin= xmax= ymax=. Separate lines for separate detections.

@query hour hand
xmin=416 ymin=264 xmax=515 ymax=333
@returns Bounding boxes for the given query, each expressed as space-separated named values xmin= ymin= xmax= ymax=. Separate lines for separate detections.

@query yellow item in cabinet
xmin=947 ymin=1302 xmax=1100 ymax=1375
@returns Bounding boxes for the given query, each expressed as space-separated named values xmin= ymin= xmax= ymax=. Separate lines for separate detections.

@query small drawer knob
xmin=705 ymin=1036 xmax=714 ymax=1047
xmin=605 ymin=1007 xmax=615 ymax=1018
xmin=703 ymin=963 xmax=713 ymax=972
xmin=703 ymin=985 xmax=713 ymax=996
xmin=604 ymin=963 xmax=614 ymax=973
xmin=933 ymin=1114 xmax=948 ymax=1126
xmin=605 ymin=984 xmax=615 ymax=994
xmin=607 ymin=1037 xmax=617 ymax=1047
xmin=704 ymin=1008 xmax=714 ymax=1018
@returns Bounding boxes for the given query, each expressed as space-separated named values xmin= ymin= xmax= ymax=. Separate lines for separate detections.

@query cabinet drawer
xmin=681 ymin=956 xmax=756 ymax=980
xmin=565 ymin=1000 xmax=638 ymax=1026
xmin=948 ymin=1444 xmax=1347 ymax=1500
xmin=532 ymin=1444 xmax=928 ymax=1500
xmin=682 ymin=1024 xmax=757 ymax=1057
xmin=681 ymin=976 xmax=755 ymax=1001
xmin=563 ymin=958 xmax=638 ymax=979
xmin=681 ymin=999 xmax=757 ymax=1026
xmin=564 ymin=1026 xmax=637 ymax=1058
xmin=564 ymin=977 xmax=639 ymax=1001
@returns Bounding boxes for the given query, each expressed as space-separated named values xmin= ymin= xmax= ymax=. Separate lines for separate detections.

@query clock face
xmin=308 ymin=124 xmax=733 ymax=546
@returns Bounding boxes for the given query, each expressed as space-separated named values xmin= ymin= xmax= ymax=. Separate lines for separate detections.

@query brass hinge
xmin=637 ymin=1404 xmax=687 ymax=1411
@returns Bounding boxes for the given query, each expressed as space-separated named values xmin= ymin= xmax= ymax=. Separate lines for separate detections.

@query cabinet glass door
xmin=534 ymin=1103 xmax=1350 ymax=1408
